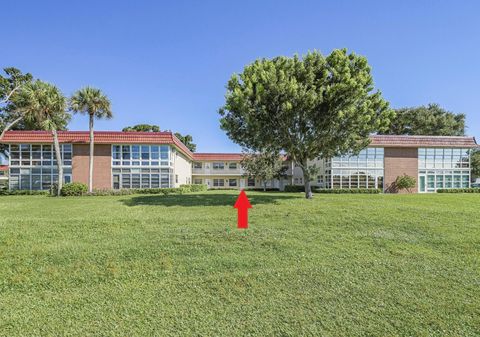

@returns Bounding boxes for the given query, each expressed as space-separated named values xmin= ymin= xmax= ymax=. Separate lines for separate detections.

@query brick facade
xmin=384 ymin=147 xmax=418 ymax=193
xmin=72 ymin=144 xmax=112 ymax=189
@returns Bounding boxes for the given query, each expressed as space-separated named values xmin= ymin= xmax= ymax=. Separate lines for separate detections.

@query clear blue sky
xmin=3 ymin=0 xmax=480 ymax=153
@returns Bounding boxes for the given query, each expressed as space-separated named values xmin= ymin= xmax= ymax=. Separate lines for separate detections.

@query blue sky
xmin=3 ymin=0 xmax=480 ymax=153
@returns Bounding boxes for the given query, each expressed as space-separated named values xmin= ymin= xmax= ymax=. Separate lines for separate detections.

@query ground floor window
xmin=193 ymin=178 xmax=203 ymax=184
xmin=247 ymin=177 xmax=255 ymax=187
xmin=112 ymin=168 xmax=173 ymax=189
xmin=213 ymin=179 xmax=224 ymax=187
xmin=418 ymin=169 xmax=470 ymax=192
xmin=328 ymin=169 xmax=383 ymax=189
xmin=229 ymin=179 xmax=237 ymax=187
xmin=9 ymin=167 xmax=72 ymax=190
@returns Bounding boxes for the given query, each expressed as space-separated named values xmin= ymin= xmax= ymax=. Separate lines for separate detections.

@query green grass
xmin=0 ymin=191 xmax=479 ymax=336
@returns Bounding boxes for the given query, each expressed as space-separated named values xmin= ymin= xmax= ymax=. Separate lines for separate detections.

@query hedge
xmin=284 ymin=185 xmax=381 ymax=194
xmin=0 ymin=189 xmax=49 ymax=196
xmin=61 ymin=182 xmax=88 ymax=196
xmin=436 ymin=188 xmax=480 ymax=193
xmin=316 ymin=188 xmax=381 ymax=194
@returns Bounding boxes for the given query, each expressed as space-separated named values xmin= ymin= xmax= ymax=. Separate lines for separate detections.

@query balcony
xmin=192 ymin=167 xmax=244 ymax=176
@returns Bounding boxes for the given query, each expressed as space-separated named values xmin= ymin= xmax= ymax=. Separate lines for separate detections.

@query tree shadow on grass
xmin=121 ymin=192 xmax=300 ymax=207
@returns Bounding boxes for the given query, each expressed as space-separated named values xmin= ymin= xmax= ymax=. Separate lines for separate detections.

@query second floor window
xmin=213 ymin=162 xmax=224 ymax=170
xmin=228 ymin=163 xmax=237 ymax=169
xmin=193 ymin=162 xmax=202 ymax=169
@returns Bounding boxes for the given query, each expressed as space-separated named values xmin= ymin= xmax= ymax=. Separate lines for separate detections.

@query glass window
xmin=213 ymin=162 xmax=224 ymax=170
xmin=228 ymin=163 xmax=237 ymax=169
xmin=229 ymin=179 xmax=237 ymax=187
xmin=193 ymin=162 xmax=202 ymax=169
xmin=247 ymin=177 xmax=255 ymax=187
xmin=213 ymin=179 xmax=225 ymax=187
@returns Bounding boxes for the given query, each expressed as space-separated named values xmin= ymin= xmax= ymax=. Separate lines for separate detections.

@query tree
xmin=122 ymin=124 xmax=160 ymax=132
xmin=471 ymin=150 xmax=480 ymax=180
xmin=384 ymin=104 xmax=465 ymax=136
xmin=174 ymin=132 xmax=196 ymax=152
xmin=0 ymin=67 xmax=34 ymax=140
xmin=70 ymin=87 xmax=112 ymax=192
xmin=219 ymin=49 xmax=393 ymax=198
xmin=241 ymin=151 xmax=287 ymax=191
xmin=13 ymin=80 xmax=70 ymax=195
xmin=395 ymin=174 xmax=416 ymax=193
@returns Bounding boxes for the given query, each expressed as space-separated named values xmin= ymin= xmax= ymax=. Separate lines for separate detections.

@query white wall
xmin=173 ymin=149 xmax=192 ymax=187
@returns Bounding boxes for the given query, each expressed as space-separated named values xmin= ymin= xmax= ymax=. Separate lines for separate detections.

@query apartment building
xmin=0 ymin=131 xmax=477 ymax=193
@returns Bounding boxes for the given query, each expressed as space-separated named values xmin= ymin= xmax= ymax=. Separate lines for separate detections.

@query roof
xmin=1 ymin=131 xmax=194 ymax=159
xmin=0 ymin=165 xmax=8 ymax=172
xmin=193 ymin=153 xmax=243 ymax=161
xmin=370 ymin=135 xmax=478 ymax=148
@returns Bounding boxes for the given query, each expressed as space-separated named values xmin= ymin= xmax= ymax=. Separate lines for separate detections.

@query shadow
xmin=120 ymin=191 xmax=299 ymax=207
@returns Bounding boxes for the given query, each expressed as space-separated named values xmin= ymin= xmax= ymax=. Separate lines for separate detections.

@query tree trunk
xmin=52 ymin=130 xmax=63 ymax=196
xmin=263 ymin=180 xmax=267 ymax=192
xmin=0 ymin=115 xmax=23 ymax=140
xmin=300 ymin=162 xmax=312 ymax=199
xmin=89 ymin=115 xmax=94 ymax=193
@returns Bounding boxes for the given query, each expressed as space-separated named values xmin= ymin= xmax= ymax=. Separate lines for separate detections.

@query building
xmin=0 ymin=165 xmax=8 ymax=189
xmin=0 ymin=131 xmax=477 ymax=193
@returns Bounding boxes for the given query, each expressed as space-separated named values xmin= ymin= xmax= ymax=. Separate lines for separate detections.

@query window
xmin=194 ymin=178 xmax=203 ymax=184
xmin=229 ymin=179 xmax=237 ymax=187
xmin=8 ymin=144 xmax=72 ymax=190
xmin=228 ymin=163 xmax=237 ymax=169
xmin=418 ymin=148 xmax=471 ymax=192
xmin=112 ymin=145 xmax=170 ymax=167
xmin=247 ymin=177 xmax=255 ymax=187
xmin=175 ymin=175 xmax=178 ymax=183
xmin=329 ymin=148 xmax=384 ymax=189
xmin=213 ymin=162 xmax=224 ymax=170
xmin=113 ymin=168 xmax=171 ymax=189
xmin=193 ymin=162 xmax=202 ymax=169
xmin=213 ymin=179 xmax=225 ymax=187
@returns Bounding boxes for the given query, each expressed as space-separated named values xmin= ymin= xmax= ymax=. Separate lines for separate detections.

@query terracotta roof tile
xmin=0 ymin=165 xmax=8 ymax=171
xmin=193 ymin=153 xmax=243 ymax=161
xmin=1 ymin=131 xmax=194 ymax=159
xmin=370 ymin=135 xmax=478 ymax=148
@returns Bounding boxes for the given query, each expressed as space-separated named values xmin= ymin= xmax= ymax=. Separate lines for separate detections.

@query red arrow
xmin=234 ymin=190 xmax=252 ymax=229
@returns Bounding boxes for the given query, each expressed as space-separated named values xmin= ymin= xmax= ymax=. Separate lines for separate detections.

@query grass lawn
xmin=0 ymin=191 xmax=479 ymax=336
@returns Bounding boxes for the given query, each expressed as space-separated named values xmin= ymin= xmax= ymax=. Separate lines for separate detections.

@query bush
xmin=180 ymin=184 xmax=208 ymax=192
xmin=61 ymin=182 xmax=88 ymax=196
xmin=284 ymin=185 xmax=307 ymax=192
xmin=0 ymin=189 xmax=48 ymax=196
xmin=244 ymin=188 xmax=280 ymax=191
xmin=437 ymin=188 xmax=480 ymax=193
xmin=395 ymin=174 xmax=416 ymax=193
xmin=316 ymin=188 xmax=381 ymax=194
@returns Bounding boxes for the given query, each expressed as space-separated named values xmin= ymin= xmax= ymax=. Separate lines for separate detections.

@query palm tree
xmin=14 ymin=80 xmax=70 ymax=195
xmin=69 ymin=87 xmax=112 ymax=192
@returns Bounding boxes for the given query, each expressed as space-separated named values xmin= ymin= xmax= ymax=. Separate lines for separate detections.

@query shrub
xmin=395 ymin=174 xmax=416 ymax=193
xmin=61 ymin=182 xmax=88 ymax=196
xmin=316 ymin=188 xmax=381 ymax=194
xmin=437 ymin=188 xmax=480 ymax=193
xmin=0 ymin=189 xmax=48 ymax=196
xmin=284 ymin=185 xmax=307 ymax=192
xmin=244 ymin=188 xmax=280 ymax=191
xmin=180 ymin=184 xmax=208 ymax=192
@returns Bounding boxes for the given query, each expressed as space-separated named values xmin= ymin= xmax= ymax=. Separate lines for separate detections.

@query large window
xmin=9 ymin=144 xmax=72 ymax=190
xmin=418 ymin=148 xmax=471 ymax=192
xmin=328 ymin=148 xmax=384 ymax=189
xmin=112 ymin=145 xmax=170 ymax=167
xmin=111 ymin=145 xmax=173 ymax=189
xmin=112 ymin=168 xmax=172 ymax=189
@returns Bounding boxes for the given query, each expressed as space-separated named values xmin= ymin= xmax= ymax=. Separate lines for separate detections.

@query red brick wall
xmin=384 ymin=147 xmax=418 ymax=193
xmin=72 ymin=144 xmax=112 ymax=189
